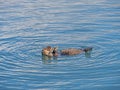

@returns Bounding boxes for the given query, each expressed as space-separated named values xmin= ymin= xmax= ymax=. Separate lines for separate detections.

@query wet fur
xmin=42 ymin=46 xmax=92 ymax=56
xmin=42 ymin=46 xmax=58 ymax=57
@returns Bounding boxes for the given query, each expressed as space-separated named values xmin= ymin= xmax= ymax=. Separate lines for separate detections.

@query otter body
xmin=60 ymin=48 xmax=84 ymax=55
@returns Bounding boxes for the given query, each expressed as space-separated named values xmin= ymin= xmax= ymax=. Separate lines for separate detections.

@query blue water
xmin=0 ymin=0 xmax=120 ymax=90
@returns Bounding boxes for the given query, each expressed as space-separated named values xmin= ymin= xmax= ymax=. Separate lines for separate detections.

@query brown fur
xmin=42 ymin=46 xmax=58 ymax=57
xmin=60 ymin=48 xmax=84 ymax=55
xmin=42 ymin=46 xmax=53 ymax=57
xmin=42 ymin=46 xmax=92 ymax=57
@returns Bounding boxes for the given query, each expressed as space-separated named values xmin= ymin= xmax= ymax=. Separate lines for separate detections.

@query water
xmin=0 ymin=0 xmax=120 ymax=90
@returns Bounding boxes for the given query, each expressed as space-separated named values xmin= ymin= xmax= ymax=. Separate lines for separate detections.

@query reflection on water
xmin=42 ymin=51 xmax=58 ymax=64
xmin=84 ymin=49 xmax=93 ymax=58
xmin=42 ymin=56 xmax=58 ymax=64
xmin=42 ymin=54 xmax=58 ymax=60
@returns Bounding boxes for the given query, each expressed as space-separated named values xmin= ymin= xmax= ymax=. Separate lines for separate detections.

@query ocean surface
xmin=0 ymin=0 xmax=120 ymax=90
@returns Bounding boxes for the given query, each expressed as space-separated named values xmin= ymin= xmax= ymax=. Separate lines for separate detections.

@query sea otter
xmin=42 ymin=46 xmax=92 ymax=56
